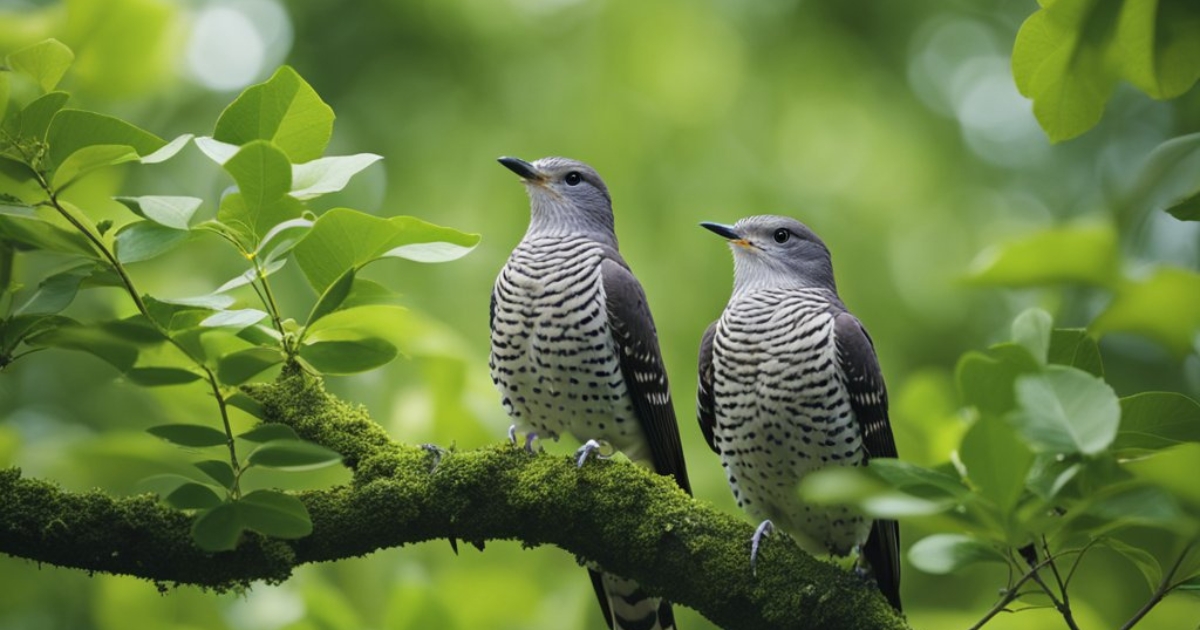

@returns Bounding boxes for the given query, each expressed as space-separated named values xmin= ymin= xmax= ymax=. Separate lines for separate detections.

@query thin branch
xmin=969 ymin=549 xmax=1083 ymax=630
xmin=1119 ymin=542 xmax=1194 ymax=630
xmin=0 ymin=370 xmax=908 ymax=630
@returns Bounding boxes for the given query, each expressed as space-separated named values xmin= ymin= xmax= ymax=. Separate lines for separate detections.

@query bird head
xmin=701 ymin=215 xmax=837 ymax=293
xmin=498 ymin=156 xmax=614 ymax=237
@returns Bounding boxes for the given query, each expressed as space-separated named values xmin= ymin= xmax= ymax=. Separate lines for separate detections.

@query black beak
xmin=498 ymin=156 xmax=541 ymax=181
xmin=700 ymin=222 xmax=741 ymax=240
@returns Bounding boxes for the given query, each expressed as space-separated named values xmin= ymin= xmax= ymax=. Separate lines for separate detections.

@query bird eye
xmin=564 ymin=171 xmax=583 ymax=186
xmin=773 ymin=228 xmax=791 ymax=243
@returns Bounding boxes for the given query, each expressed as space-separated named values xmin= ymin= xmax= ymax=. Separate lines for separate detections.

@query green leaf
xmin=146 ymin=423 xmax=229 ymax=448
xmin=194 ymin=459 xmax=236 ymax=489
xmin=1129 ymin=132 xmax=1200 ymax=221
xmin=13 ymin=91 xmax=69 ymax=142
xmin=0 ymin=209 xmax=96 ymax=257
xmin=46 ymin=109 xmax=165 ymax=172
xmin=216 ymin=193 xmax=305 ymax=250
xmin=293 ymin=208 xmax=480 ymax=294
xmin=124 ymin=367 xmax=201 ymax=387
xmin=238 ymin=423 xmax=300 ymax=443
xmin=246 ymin=439 xmax=341 ymax=471
xmin=1011 ymin=0 xmax=1117 ymax=143
xmin=1111 ymin=0 xmax=1200 ymax=101
xmin=1104 ymin=537 xmax=1163 ymax=592
xmin=300 ymin=337 xmax=398 ymax=375
xmin=908 ymin=534 xmax=1006 ymax=575
xmin=26 ymin=322 xmax=141 ymax=370
xmin=191 ymin=502 xmax=242 ymax=552
xmin=200 ymin=309 xmax=268 ymax=330
xmin=1012 ymin=308 xmax=1052 ymax=365
xmin=967 ymin=222 xmax=1119 ymax=288
xmin=339 ymin=278 xmax=401 ymax=310
xmin=1008 ymin=366 xmax=1121 ymax=456
xmin=1026 ymin=454 xmax=1084 ymax=501
xmin=214 ymin=259 xmax=287 ymax=294
xmin=213 ymin=66 xmax=334 ymax=163
xmin=15 ymin=263 xmax=94 ymax=316
xmin=193 ymin=136 xmax=239 ymax=165
xmin=114 ymin=196 xmax=202 ymax=230
xmin=1127 ymin=443 xmax=1200 ymax=508
xmin=1091 ymin=267 xmax=1200 ymax=356
xmin=114 ymin=221 xmax=190 ymax=264
xmin=216 ymin=346 xmax=283 ymax=385
xmin=139 ymin=134 xmax=192 ymax=165
xmin=960 ymin=415 xmax=1034 ymax=512
xmin=224 ymin=140 xmax=292 ymax=211
xmin=1012 ymin=362 xmax=1123 ymax=456
xmin=166 ymin=482 xmax=224 ymax=510
xmin=290 ymin=153 xmax=382 ymax=200
xmin=1083 ymin=482 xmax=1190 ymax=531
xmin=869 ymin=459 xmax=969 ymax=500
xmin=226 ymin=391 xmax=265 ymax=419
xmin=798 ymin=466 xmax=950 ymax=518
xmin=955 ymin=346 xmax=1039 ymax=416
xmin=1116 ymin=392 xmax=1200 ymax=452
xmin=255 ymin=217 xmax=313 ymax=261
xmin=6 ymin=39 xmax=74 ymax=93
xmin=238 ymin=489 xmax=312 ymax=539
xmin=1047 ymin=328 xmax=1104 ymax=377
xmin=306 ymin=268 xmax=356 ymax=326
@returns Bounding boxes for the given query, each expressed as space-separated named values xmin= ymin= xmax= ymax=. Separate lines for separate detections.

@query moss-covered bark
xmin=0 ymin=370 xmax=909 ymax=630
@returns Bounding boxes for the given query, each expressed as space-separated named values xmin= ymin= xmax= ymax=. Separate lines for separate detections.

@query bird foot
xmin=750 ymin=519 xmax=775 ymax=576
xmin=507 ymin=424 xmax=517 ymax=445
xmin=523 ymin=431 xmax=539 ymax=454
xmin=420 ymin=444 xmax=447 ymax=473
xmin=574 ymin=439 xmax=610 ymax=467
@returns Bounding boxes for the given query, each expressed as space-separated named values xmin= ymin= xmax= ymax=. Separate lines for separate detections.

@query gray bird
xmin=696 ymin=215 xmax=901 ymax=611
xmin=491 ymin=156 xmax=691 ymax=630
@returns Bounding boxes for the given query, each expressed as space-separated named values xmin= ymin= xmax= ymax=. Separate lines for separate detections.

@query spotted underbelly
xmin=711 ymin=291 xmax=869 ymax=554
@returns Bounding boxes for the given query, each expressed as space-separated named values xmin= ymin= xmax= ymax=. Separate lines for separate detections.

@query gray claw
xmin=575 ymin=439 xmax=603 ymax=467
xmin=750 ymin=519 xmax=775 ymax=576
xmin=507 ymin=424 xmax=518 ymax=445
xmin=421 ymin=444 xmax=447 ymax=473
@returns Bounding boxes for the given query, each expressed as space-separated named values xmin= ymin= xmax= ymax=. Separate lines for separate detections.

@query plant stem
xmin=35 ymin=176 xmax=243 ymax=483
xmin=1119 ymin=543 xmax=1193 ymax=630
xmin=1041 ymin=538 xmax=1081 ymax=630
xmin=969 ymin=549 xmax=1087 ymax=630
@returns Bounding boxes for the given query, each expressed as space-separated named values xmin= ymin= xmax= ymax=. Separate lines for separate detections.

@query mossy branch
xmin=0 ymin=370 xmax=909 ymax=630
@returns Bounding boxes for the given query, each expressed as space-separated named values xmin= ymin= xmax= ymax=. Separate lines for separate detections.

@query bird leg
xmin=523 ymin=431 xmax=539 ymax=454
xmin=420 ymin=443 xmax=447 ymax=473
xmin=507 ymin=424 xmax=517 ymax=445
xmin=574 ymin=439 xmax=611 ymax=468
xmin=750 ymin=519 xmax=775 ymax=576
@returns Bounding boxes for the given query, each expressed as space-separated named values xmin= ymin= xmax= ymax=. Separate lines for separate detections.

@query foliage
xmin=802 ymin=307 xmax=1200 ymax=629
xmin=0 ymin=42 xmax=479 ymax=551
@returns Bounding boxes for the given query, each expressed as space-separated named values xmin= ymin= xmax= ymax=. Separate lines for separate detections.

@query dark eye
xmin=564 ymin=171 xmax=582 ymax=186
xmin=773 ymin=228 xmax=791 ymax=243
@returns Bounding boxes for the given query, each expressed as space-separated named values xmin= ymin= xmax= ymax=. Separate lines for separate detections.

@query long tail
xmin=589 ymin=569 xmax=676 ymax=630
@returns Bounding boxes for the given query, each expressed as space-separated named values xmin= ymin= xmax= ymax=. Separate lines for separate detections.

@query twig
xmin=1119 ymin=542 xmax=1194 ymax=630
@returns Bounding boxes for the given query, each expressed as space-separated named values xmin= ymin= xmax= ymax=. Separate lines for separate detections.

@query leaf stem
xmin=969 ymin=550 xmax=1082 ymax=630
xmin=1119 ymin=542 xmax=1193 ymax=630
xmin=34 ymin=174 xmax=243 ymax=488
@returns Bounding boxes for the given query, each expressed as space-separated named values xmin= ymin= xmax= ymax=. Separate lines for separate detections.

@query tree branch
xmin=0 ymin=369 xmax=909 ymax=630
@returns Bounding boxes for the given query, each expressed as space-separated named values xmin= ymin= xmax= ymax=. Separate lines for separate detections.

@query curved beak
xmin=498 ymin=156 xmax=546 ymax=184
xmin=701 ymin=222 xmax=754 ymax=249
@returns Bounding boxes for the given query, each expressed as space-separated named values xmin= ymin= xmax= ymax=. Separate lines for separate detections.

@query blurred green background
xmin=2 ymin=0 xmax=1199 ymax=628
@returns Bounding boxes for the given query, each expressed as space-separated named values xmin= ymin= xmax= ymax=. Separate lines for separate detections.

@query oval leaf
xmin=114 ymin=195 xmax=202 ymax=230
xmin=213 ymin=66 xmax=333 ymax=163
xmin=246 ymin=439 xmax=341 ymax=471
xmin=125 ymin=367 xmax=201 ymax=387
xmin=216 ymin=346 xmax=283 ymax=386
xmin=238 ymin=489 xmax=312 ymax=539
xmin=1008 ymin=366 xmax=1120 ymax=456
xmin=200 ymin=308 xmax=268 ymax=330
xmin=194 ymin=459 xmax=236 ymax=490
xmin=238 ymin=423 xmax=299 ymax=444
xmin=147 ymin=423 xmax=229 ymax=448
xmin=300 ymin=337 xmax=398 ymax=375
xmin=290 ymin=153 xmax=382 ymax=200
xmin=1116 ymin=392 xmax=1200 ymax=452
xmin=115 ymin=221 xmax=190 ymax=264
xmin=908 ymin=534 xmax=1006 ymax=575
xmin=166 ymin=482 xmax=224 ymax=510
xmin=7 ymin=39 xmax=74 ymax=93
xmin=191 ymin=502 xmax=242 ymax=552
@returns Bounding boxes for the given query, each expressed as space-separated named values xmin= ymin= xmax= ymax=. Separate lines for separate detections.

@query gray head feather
xmin=499 ymin=156 xmax=615 ymax=241
xmin=704 ymin=214 xmax=837 ymax=294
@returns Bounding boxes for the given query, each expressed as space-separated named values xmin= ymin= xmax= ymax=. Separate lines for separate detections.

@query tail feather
xmin=589 ymin=569 xmax=676 ymax=630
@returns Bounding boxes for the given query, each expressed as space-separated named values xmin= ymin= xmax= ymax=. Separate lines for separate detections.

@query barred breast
xmin=490 ymin=234 xmax=649 ymax=461
xmin=710 ymin=287 xmax=867 ymax=554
